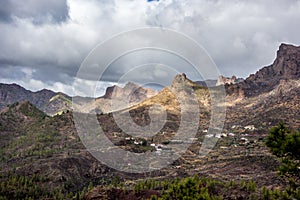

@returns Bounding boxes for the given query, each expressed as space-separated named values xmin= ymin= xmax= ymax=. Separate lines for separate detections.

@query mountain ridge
xmin=226 ymin=43 xmax=300 ymax=97
xmin=0 ymin=43 xmax=300 ymax=199
xmin=0 ymin=81 xmax=158 ymax=115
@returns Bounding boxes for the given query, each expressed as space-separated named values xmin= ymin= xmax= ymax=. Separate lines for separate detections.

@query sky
xmin=0 ymin=0 xmax=300 ymax=96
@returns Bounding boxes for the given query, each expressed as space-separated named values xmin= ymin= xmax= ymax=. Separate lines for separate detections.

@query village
xmin=108 ymin=124 xmax=267 ymax=157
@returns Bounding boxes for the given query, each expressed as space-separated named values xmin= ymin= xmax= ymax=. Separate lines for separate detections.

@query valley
xmin=0 ymin=43 xmax=300 ymax=199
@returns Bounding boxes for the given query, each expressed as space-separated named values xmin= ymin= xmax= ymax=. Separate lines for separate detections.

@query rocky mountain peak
xmin=272 ymin=43 xmax=300 ymax=79
xmin=170 ymin=73 xmax=194 ymax=89
xmin=123 ymin=81 xmax=139 ymax=90
xmin=103 ymin=85 xmax=121 ymax=99
xmin=216 ymin=75 xmax=237 ymax=86
xmin=227 ymin=43 xmax=300 ymax=97
xmin=170 ymin=73 xmax=202 ymax=90
xmin=102 ymin=82 xmax=157 ymax=100
xmin=103 ymin=82 xmax=141 ymax=99
xmin=277 ymin=43 xmax=300 ymax=57
xmin=172 ymin=73 xmax=187 ymax=85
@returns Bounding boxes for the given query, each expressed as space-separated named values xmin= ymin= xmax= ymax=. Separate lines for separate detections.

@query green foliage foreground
xmin=265 ymin=123 xmax=300 ymax=199
xmin=134 ymin=174 xmax=299 ymax=200
xmin=1 ymin=123 xmax=300 ymax=199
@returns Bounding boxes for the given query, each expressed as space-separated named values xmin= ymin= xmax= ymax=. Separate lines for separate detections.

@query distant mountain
xmin=102 ymin=82 xmax=158 ymax=103
xmin=195 ymin=80 xmax=217 ymax=87
xmin=195 ymin=76 xmax=243 ymax=87
xmin=0 ymin=83 xmax=70 ymax=116
xmin=227 ymin=43 xmax=300 ymax=97
xmin=73 ymin=82 xmax=158 ymax=114
xmin=0 ymin=83 xmax=55 ymax=110
xmin=216 ymin=75 xmax=244 ymax=86
xmin=0 ymin=82 xmax=158 ymax=115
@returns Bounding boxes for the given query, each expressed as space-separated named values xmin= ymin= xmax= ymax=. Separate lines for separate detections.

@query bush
xmin=265 ymin=123 xmax=300 ymax=198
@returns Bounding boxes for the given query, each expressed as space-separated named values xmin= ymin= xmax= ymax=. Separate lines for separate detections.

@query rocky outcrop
xmin=103 ymin=85 xmax=121 ymax=99
xmin=196 ymin=76 xmax=242 ymax=87
xmin=216 ymin=75 xmax=237 ymax=86
xmin=102 ymin=82 xmax=158 ymax=104
xmin=74 ymin=82 xmax=159 ymax=114
xmin=216 ymin=75 xmax=244 ymax=86
xmin=227 ymin=43 xmax=300 ymax=97
xmin=170 ymin=73 xmax=201 ymax=90
xmin=103 ymin=82 xmax=157 ymax=101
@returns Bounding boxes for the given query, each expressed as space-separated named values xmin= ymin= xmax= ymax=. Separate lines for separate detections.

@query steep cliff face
xmin=102 ymin=82 xmax=157 ymax=102
xmin=77 ymin=82 xmax=160 ymax=114
xmin=227 ymin=43 xmax=300 ymax=97
xmin=170 ymin=73 xmax=196 ymax=90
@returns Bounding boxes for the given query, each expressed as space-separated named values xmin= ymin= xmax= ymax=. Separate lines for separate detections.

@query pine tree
xmin=265 ymin=123 xmax=300 ymax=197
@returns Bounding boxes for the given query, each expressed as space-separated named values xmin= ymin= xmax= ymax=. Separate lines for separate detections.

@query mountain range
xmin=1 ymin=44 xmax=299 ymax=118
xmin=0 ymin=81 xmax=157 ymax=116
xmin=0 ymin=43 xmax=300 ymax=199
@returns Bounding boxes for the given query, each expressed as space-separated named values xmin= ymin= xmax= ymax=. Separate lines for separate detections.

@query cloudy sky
xmin=0 ymin=0 xmax=300 ymax=96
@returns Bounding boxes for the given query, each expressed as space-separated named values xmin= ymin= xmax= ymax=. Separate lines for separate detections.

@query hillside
xmin=224 ymin=44 xmax=300 ymax=130
xmin=0 ymin=102 xmax=116 ymax=198
xmin=0 ymin=43 xmax=299 ymax=199
xmin=226 ymin=79 xmax=300 ymax=130
xmin=128 ymin=73 xmax=209 ymax=114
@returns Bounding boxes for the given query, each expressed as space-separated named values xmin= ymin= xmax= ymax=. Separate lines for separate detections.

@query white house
xmin=244 ymin=125 xmax=256 ymax=130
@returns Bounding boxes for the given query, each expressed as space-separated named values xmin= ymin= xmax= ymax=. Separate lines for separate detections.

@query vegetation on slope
xmin=265 ymin=123 xmax=300 ymax=199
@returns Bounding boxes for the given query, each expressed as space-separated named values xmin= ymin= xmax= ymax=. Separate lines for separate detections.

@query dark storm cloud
xmin=0 ymin=0 xmax=300 ymax=96
xmin=0 ymin=0 xmax=69 ymax=24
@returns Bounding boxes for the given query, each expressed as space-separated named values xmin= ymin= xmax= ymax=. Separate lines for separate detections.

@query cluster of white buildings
xmin=204 ymin=132 xmax=235 ymax=139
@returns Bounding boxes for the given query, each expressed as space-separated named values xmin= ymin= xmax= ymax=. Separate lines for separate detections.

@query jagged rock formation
xmin=103 ymin=82 xmax=157 ymax=103
xmin=217 ymin=75 xmax=235 ymax=86
xmin=170 ymin=73 xmax=196 ymax=89
xmin=224 ymin=44 xmax=300 ymax=129
xmin=227 ymin=43 xmax=300 ymax=97
xmin=216 ymin=75 xmax=243 ymax=86
xmin=128 ymin=73 xmax=209 ymax=114
xmin=74 ymin=82 xmax=158 ymax=114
